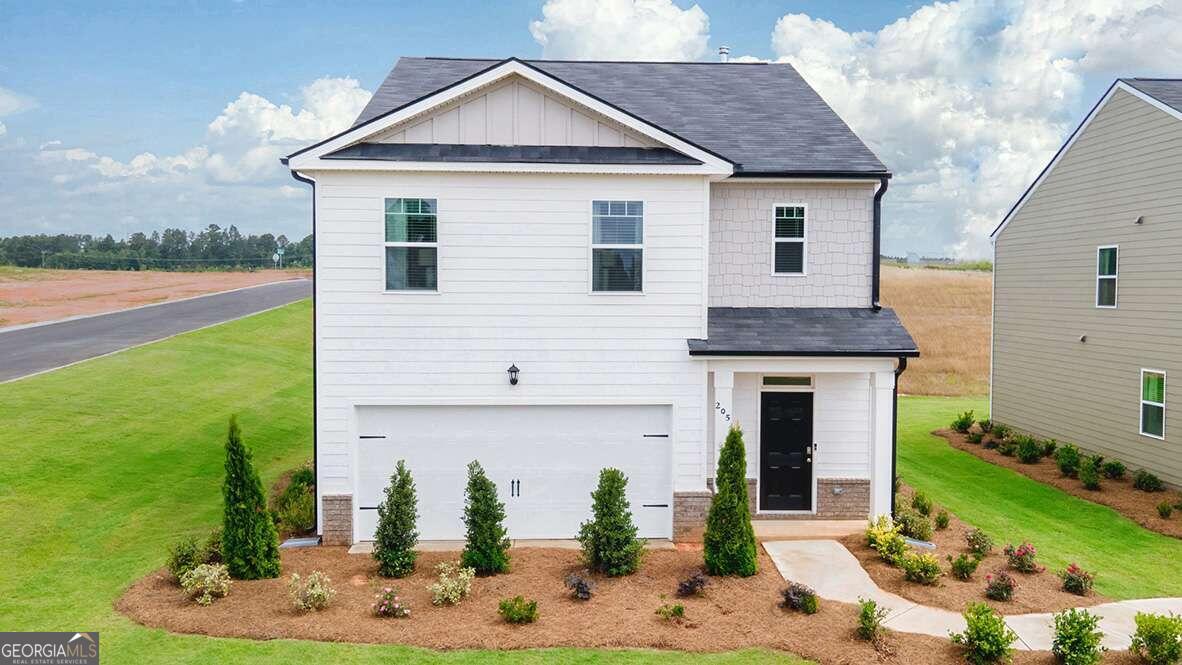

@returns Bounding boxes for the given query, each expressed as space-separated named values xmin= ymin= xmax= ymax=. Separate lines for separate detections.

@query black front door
xmin=760 ymin=391 xmax=814 ymax=511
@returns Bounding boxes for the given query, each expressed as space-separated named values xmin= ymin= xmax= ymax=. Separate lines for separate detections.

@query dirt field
xmin=880 ymin=266 xmax=992 ymax=397
xmin=0 ymin=267 xmax=310 ymax=328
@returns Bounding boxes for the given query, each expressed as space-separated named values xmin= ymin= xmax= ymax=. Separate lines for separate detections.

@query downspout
xmin=289 ymin=168 xmax=319 ymax=539
xmin=871 ymin=176 xmax=889 ymax=311
xmin=890 ymin=356 xmax=908 ymax=517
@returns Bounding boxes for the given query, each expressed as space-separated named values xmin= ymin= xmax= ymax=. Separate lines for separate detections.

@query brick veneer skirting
xmin=321 ymin=494 xmax=353 ymax=546
xmin=675 ymin=478 xmax=871 ymax=540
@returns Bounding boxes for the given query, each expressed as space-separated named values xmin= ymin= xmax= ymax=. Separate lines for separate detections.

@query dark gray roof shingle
xmin=1121 ymin=78 xmax=1182 ymax=115
xmin=688 ymin=307 xmax=918 ymax=357
xmin=324 ymin=142 xmax=702 ymax=165
xmin=353 ymin=57 xmax=888 ymax=176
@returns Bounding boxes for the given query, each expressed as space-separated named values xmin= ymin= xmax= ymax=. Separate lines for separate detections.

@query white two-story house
xmin=283 ymin=56 xmax=918 ymax=545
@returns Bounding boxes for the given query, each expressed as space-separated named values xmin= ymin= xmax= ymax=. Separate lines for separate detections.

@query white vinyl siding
xmin=1142 ymin=369 xmax=1166 ymax=439
xmin=591 ymin=200 xmax=643 ymax=292
xmin=774 ymin=205 xmax=806 ymax=275
xmin=1096 ymin=245 xmax=1117 ymax=308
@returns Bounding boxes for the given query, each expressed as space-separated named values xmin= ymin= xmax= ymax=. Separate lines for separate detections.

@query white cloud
xmin=530 ymin=0 xmax=709 ymax=60
xmin=0 ymin=121 xmax=5 ymax=138
xmin=768 ymin=0 xmax=1182 ymax=257
xmin=0 ymin=86 xmax=36 ymax=117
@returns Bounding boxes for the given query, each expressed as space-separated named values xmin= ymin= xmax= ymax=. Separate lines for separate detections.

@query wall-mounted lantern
xmin=507 ymin=364 xmax=520 ymax=386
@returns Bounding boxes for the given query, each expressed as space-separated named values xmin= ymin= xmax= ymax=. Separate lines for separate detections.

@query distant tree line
xmin=0 ymin=225 xmax=314 ymax=271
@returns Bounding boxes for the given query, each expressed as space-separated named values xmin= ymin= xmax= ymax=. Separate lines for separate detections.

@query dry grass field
xmin=880 ymin=265 xmax=991 ymax=396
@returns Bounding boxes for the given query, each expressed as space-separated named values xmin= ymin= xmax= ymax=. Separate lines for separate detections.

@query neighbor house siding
xmin=311 ymin=170 xmax=710 ymax=533
xmin=708 ymin=182 xmax=875 ymax=307
xmin=992 ymin=88 xmax=1182 ymax=484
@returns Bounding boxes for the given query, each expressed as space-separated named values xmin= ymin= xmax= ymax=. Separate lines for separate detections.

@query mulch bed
xmin=114 ymin=546 xmax=1084 ymax=664
xmin=937 ymin=428 xmax=1182 ymax=539
xmin=841 ymin=486 xmax=1107 ymax=615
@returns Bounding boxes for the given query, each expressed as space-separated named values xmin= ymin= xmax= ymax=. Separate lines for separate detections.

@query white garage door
xmin=355 ymin=404 xmax=673 ymax=541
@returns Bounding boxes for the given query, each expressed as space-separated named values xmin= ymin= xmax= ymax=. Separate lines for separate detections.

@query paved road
xmin=0 ymin=279 xmax=311 ymax=383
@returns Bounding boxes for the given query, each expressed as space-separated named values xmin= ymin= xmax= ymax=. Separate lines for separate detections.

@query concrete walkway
xmin=764 ymin=539 xmax=1182 ymax=651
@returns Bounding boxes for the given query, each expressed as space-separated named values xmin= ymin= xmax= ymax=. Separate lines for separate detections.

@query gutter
xmin=872 ymin=175 xmax=889 ymax=311
xmin=288 ymin=168 xmax=320 ymax=542
xmin=890 ymin=356 xmax=908 ymax=517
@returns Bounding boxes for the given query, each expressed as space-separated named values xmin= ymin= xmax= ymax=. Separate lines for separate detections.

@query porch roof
xmin=688 ymin=307 xmax=919 ymax=357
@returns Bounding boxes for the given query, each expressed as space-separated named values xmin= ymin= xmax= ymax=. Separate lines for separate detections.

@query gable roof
xmin=991 ymin=78 xmax=1182 ymax=241
xmin=350 ymin=57 xmax=889 ymax=177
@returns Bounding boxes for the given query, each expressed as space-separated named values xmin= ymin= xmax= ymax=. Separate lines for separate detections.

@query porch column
xmin=712 ymin=368 xmax=735 ymax=472
xmin=869 ymin=370 xmax=896 ymax=517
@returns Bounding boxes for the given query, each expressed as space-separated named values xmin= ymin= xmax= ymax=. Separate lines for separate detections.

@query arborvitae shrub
xmin=703 ymin=426 xmax=758 ymax=577
xmin=374 ymin=460 xmax=419 ymax=578
xmin=221 ymin=416 xmax=280 ymax=580
xmin=460 ymin=461 xmax=510 ymax=575
xmin=577 ymin=468 xmax=644 ymax=576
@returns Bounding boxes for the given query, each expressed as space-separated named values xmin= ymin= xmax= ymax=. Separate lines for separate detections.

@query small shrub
xmin=180 ymin=563 xmax=231 ymax=606
xmin=1003 ymin=542 xmax=1044 ymax=573
xmin=997 ymin=441 xmax=1017 ymax=457
xmin=374 ymin=459 xmax=419 ymax=578
xmin=949 ymin=553 xmax=980 ymax=581
xmin=1160 ymin=502 xmax=1174 ymax=519
xmin=655 ymin=603 xmax=685 ymax=621
xmin=901 ymin=551 xmax=942 ymax=585
xmin=780 ymin=581 xmax=819 ymax=614
xmin=1079 ymin=458 xmax=1101 ymax=491
xmin=1131 ymin=612 xmax=1182 ymax=665
xmin=910 ymin=491 xmax=933 ymax=516
xmin=1101 ymin=460 xmax=1127 ymax=480
xmin=167 ymin=536 xmax=202 ymax=581
xmin=935 ymin=510 xmax=951 ymax=530
xmin=564 ymin=573 xmax=595 ymax=601
xmin=1056 ymin=444 xmax=1082 ymax=478
xmin=276 ymin=490 xmax=315 ymax=534
xmin=498 ymin=596 xmax=539 ymax=624
xmin=992 ymin=424 xmax=1011 ymax=439
xmin=1088 ymin=454 xmax=1104 ymax=469
xmin=1059 ymin=563 xmax=1095 ymax=596
xmin=461 ymin=461 xmax=511 ymax=575
xmin=966 ymin=528 xmax=994 ymax=557
xmin=704 ymin=426 xmax=758 ymax=577
xmin=676 ymin=571 xmax=708 ymax=597
xmin=1042 ymin=439 xmax=1059 ymax=458
xmin=985 ymin=571 xmax=1017 ymax=601
xmin=1052 ymin=608 xmax=1105 ymax=665
xmin=578 ymin=468 xmax=645 ymax=577
xmin=1016 ymin=436 xmax=1042 ymax=464
xmin=856 ymin=597 xmax=889 ymax=642
xmin=978 ymin=419 xmax=993 ymax=433
xmin=289 ymin=462 xmax=315 ymax=489
xmin=288 ymin=571 xmax=335 ymax=612
xmin=372 ymin=587 xmax=410 ymax=618
xmin=983 ymin=438 xmax=1000 ymax=450
xmin=951 ymin=602 xmax=1018 ymax=665
xmin=952 ymin=410 xmax=976 ymax=433
xmin=866 ymin=515 xmax=907 ymax=565
xmin=896 ymin=509 xmax=933 ymax=541
xmin=202 ymin=528 xmax=223 ymax=565
xmin=429 ymin=561 xmax=475 ymax=606
xmin=1135 ymin=470 xmax=1166 ymax=493
xmin=967 ymin=431 xmax=985 ymax=444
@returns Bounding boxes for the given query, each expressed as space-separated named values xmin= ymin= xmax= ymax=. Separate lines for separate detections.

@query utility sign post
xmin=272 ymin=252 xmax=280 ymax=268
xmin=277 ymin=246 xmax=285 ymax=269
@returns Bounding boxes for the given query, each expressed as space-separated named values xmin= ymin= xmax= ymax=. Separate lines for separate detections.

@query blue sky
xmin=1 ymin=0 xmax=1178 ymax=257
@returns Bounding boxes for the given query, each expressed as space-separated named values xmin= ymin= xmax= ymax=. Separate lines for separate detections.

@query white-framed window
xmin=1096 ymin=245 xmax=1117 ymax=308
xmin=1141 ymin=369 xmax=1166 ymax=439
xmin=384 ymin=198 xmax=437 ymax=291
xmin=774 ymin=205 xmax=806 ymax=275
xmin=591 ymin=200 xmax=643 ymax=292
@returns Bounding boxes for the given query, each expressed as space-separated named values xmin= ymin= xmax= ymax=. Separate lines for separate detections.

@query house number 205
xmin=714 ymin=402 xmax=731 ymax=421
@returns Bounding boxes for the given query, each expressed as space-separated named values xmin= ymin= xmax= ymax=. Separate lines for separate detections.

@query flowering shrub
xmin=498 ymin=596 xmax=539 ymax=624
xmin=373 ymin=587 xmax=410 ymax=618
xmin=564 ymin=572 xmax=595 ymax=601
xmin=901 ymin=552 xmax=941 ymax=585
xmin=429 ymin=561 xmax=475 ymax=606
xmin=935 ymin=510 xmax=950 ymax=530
xmin=985 ymin=571 xmax=1017 ymax=601
xmin=676 ymin=571 xmax=708 ymax=597
xmin=288 ymin=571 xmax=336 ymax=611
xmin=865 ymin=515 xmax=907 ymax=565
xmin=966 ymin=529 xmax=994 ymax=557
xmin=951 ymin=603 xmax=1018 ymax=664
xmin=1131 ymin=612 xmax=1182 ymax=665
xmin=952 ymin=411 xmax=975 ymax=434
xmin=780 ymin=581 xmax=819 ymax=614
xmin=180 ymin=563 xmax=231 ymax=606
xmin=948 ymin=553 xmax=980 ymax=581
xmin=1059 ymin=564 xmax=1095 ymax=596
xmin=1003 ymin=542 xmax=1044 ymax=573
xmin=1052 ymin=608 xmax=1105 ymax=665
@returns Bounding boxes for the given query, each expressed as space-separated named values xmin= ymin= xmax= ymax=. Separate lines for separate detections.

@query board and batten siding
xmin=709 ymin=182 xmax=875 ymax=307
xmin=992 ymin=88 xmax=1182 ymax=484
xmin=312 ymin=170 xmax=711 ymax=529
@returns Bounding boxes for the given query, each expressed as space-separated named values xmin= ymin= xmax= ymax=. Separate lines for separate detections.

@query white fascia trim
xmin=287 ymin=60 xmax=733 ymax=175
xmin=992 ymin=80 xmax=1182 ymax=242
xmin=294 ymin=160 xmax=726 ymax=176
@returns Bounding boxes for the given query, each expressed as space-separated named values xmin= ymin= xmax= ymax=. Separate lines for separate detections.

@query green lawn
xmin=898 ymin=395 xmax=1182 ymax=599
xmin=0 ymin=300 xmax=804 ymax=665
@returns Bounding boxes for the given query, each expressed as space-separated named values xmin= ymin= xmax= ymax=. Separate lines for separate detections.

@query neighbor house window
xmin=1096 ymin=245 xmax=1117 ymax=308
xmin=774 ymin=205 xmax=806 ymax=274
xmin=591 ymin=200 xmax=643 ymax=292
xmin=1141 ymin=369 xmax=1166 ymax=439
xmin=385 ymin=198 xmax=437 ymax=291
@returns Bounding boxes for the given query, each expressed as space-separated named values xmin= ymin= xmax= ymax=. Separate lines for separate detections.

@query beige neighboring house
xmin=990 ymin=78 xmax=1181 ymax=485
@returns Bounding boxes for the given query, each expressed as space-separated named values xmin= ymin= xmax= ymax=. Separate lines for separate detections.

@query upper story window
xmin=591 ymin=200 xmax=643 ymax=292
xmin=1142 ymin=369 xmax=1166 ymax=439
xmin=774 ymin=205 xmax=806 ymax=275
xmin=1096 ymin=245 xmax=1117 ymax=308
xmin=385 ymin=198 xmax=437 ymax=291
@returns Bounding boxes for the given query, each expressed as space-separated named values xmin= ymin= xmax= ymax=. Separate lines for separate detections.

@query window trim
xmin=1096 ymin=244 xmax=1118 ymax=309
xmin=1141 ymin=368 xmax=1166 ymax=440
xmin=772 ymin=202 xmax=808 ymax=277
xmin=589 ymin=199 xmax=646 ymax=295
xmin=383 ymin=197 xmax=439 ymax=294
